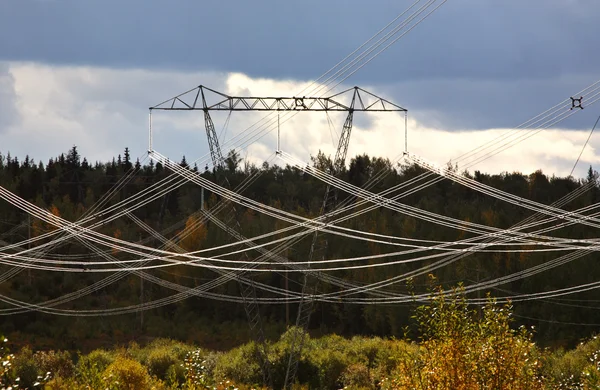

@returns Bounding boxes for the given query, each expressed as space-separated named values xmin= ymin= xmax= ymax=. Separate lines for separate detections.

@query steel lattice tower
xmin=150 ymin=85 xmax=406 ymax=388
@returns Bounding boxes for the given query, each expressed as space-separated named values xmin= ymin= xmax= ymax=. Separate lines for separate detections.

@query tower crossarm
xmin=150 ymin=86 xmax=406 ymax=113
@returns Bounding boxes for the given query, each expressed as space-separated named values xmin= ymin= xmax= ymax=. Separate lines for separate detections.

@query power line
xmin=569 ymin=115 xmax=600 ymax=178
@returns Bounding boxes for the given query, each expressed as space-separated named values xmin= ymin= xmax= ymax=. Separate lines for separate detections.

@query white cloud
xmin=0 ymin=63 xmax=18 ymax=132
xmin=1 ymin=61 xmax=599 ymax=180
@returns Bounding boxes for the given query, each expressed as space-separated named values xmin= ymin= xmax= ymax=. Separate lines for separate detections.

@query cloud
xmin=374 ymin=73 xmax=600 ymax=131
xmin=1 ymin=61 xmax=599 ymax=180
xmin=0 ymin=63 xmax=18 ymax=133
xmin=1 ymin=1 xmax=599 ymax=83
xmin=1 ymin=2 xmax=599 ymax=135
xmin=2 ymin=62 xmax=228 ymax=163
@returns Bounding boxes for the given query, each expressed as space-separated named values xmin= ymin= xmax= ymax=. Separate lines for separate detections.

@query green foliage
xmin=45 ymin=375 xmax=81 ymax=390
xmin=383 ymin=285 xmax=544 ymax=389
xmin=9 ymin=330 xmax=600 ymax=389
xmin=580 ymin=349 xmax=600 ymax=389
xmin=165 ymin=362 xmax=186 ymax=388
xmin=145 ymin=347 xmax=176 ymax=381
xmin=262 ymin=327 xmax=416 ymax=389
xmin=264 ymin=326 xmax=313 ymax=388
xmin=126 ymin=339 xmax=198 ymax=387
xmin=339 ymin=363 xmax=372 ymax=389
xmin=33 ymin=350 xmax=74 ymax=379
xmin=0 ymin=336 xmax=16 ymax=389
xmin=103 ymin=356 xmax=151 ymax=390
xmin=304 ymin=334 xmax=350 ymax=389
xmin=75 ymin=349 xmax=115 ymax=389
xmin=78 ymin=348 xmax=115 ymax=372
xmin=11 ymin=346 xmax=49 ymax=389
xmin=213 ymin=341 xmax=263 ymax=386
xmin=542 ymin=335 xmax=600 ymax=389
xmin=371 ymin=339 xmax=419 ymax=383
xmin=182 ymin=349 xmax=212 ymax=388
xmin=145 ymin=338 xmax=197 ymax=361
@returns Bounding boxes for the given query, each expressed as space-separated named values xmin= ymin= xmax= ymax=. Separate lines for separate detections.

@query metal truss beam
xmin=150 ymin=85 xmax=406 ymax=113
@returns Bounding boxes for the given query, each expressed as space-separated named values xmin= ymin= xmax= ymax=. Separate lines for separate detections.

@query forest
xmin=0 ymin=145 xmax=599 ymax=356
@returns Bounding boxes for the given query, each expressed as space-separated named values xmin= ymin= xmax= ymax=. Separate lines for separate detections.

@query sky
xmin=0 ymin=0 xmax=600 ymax=177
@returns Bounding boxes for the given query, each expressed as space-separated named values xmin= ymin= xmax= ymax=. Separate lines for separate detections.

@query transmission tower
xmin=149 ymin=85 xmax=406 ymax=388
xmin=283 ymin=101 xmax=355 ymax=389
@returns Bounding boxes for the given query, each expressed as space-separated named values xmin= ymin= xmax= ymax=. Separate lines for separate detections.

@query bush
xmin=542 ymin=336 xmax=600 ymax=389
xmin=347 ymin=336 xmax=383 ymax=371
xmin=15 ymin=304 xmax=600 ymax=389
xmin=306 ymin=347 xmax=348 ymax=389
xmin=372 ymin=339 xmax=418 ymax=383
xmin=549 ymin=337 xmax=600 ymax=382
xmin=146 ymin=346 xmax=177 ymax=380
xmin=147 ymin=338 xmax=195 ymax=360
xmin=34 ymin=350 xmax=74 ymax=379
xmin=200 ymin=350 xmax=222 ymax=381
xmin=214 ymin=342 xmax=263 ymax=386
xmin=384 ymin=285 xmax=545 ymax=390
xmin=182 ymin=348 xmax=224 ymax=388
xmin=339 ymin=363 xmax=373 ymax=389
xmin=165 ymin=362 xmax=186 ymax=387
xmin=264 ymin=326 xmax=315 ymax=388
xmin=0 ymin=336 xmax=16 ymax=389
xmin=12 ymin=346 xmax=44 ymax=389
xmin=76 ymin=349 xmax=115 ymax=389
xmin=103 ymin=356 xmax=151 ymax=390
xmin=45 ymin=375 xmax=81 ymax=390
xmin=79 ymin=348 xmax=114 ymax=372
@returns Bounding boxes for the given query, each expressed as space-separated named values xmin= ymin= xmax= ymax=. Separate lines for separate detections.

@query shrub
xmin=372 ymin=339 xmax=418 ymax=383
xmin=12 ymin=346 xmax=44 ymax=389
xmin=339 ymin=363 xmax=373 ymax=389
xmin=347 ymin=336 xmax=383 ymax=371
xmin=541 ymin=335 xmax=600 ymax=389
xmin=265 ymin=326 xmax=315 ymax=388
xmin=0 ymin=336 xmax=16 ymax=389
xmin=79 ymin=348 xmax=114 ymax=372
xmin=34 ymin=350 xmax=74 ymax=379
xmin=146 ymin=346 xmax=178 ymax=380
xmin=76 ymin=349 xmax=115 ymax=389
xmin=182 ymin=348 xmax=225 ymax=388
xmin=200 ymin=350 xmax=222 ymax=381
xmin=103 ymin=355 xmax=151 ymax=390
xmin=183 ymin=348 xmax=208 ymax=386
xmin=45 ymin=375 xmax=82 ymax=390
xmin=165 ymin=362 xmax=186 ymax=387
xmin=306 ymin=348 xmax=348 ymax=389
xmin=580 ymin=349 xmax=600 ymax=389
xmin=543 ymin=335 xmax=600 ymax=388
xmin=126 ymin=341 xmax=143 ymax=363
xmin=213 ymin=342 xmax=262 ymax=386
xmin=385 ymin=285 xmax=544 ymax=389
xmin=147 ymin=338 xmax=195 ymax=360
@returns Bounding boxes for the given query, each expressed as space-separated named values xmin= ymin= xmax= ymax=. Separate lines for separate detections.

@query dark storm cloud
xmin=0 ymin=0 xmax=369 ymax=78
xmin=1 ymin=0 xmax=599 ymax=130
xmin=1 ymin=1 xmax=598 ymax=80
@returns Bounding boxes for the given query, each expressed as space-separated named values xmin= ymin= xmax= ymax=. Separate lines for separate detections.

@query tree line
xmin=0 ymin=146 xmax=599 ymax=351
